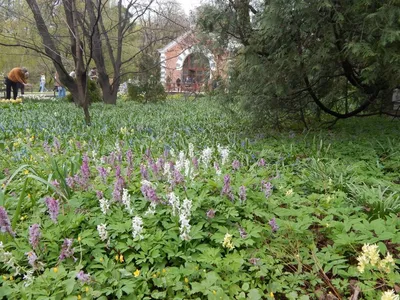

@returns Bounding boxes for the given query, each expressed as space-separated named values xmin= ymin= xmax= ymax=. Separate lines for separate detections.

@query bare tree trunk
xmin=26 ymin=0 xmax=91 ymax=125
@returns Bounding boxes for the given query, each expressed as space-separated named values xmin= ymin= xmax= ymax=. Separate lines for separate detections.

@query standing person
xmin=176 ymin=78 xmax=181 ymax=92
xmin=89 ymin=67 xmax=97 ymax=81
xmin=39 ymin=73 xmax=47 ymax=92
xmin=5 ymin=67 xmax=29 ymax=99
xmin=54 ymin=71 xmax=66 ymax=98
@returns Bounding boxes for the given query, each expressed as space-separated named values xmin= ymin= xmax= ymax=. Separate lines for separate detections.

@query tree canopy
xmin=198 ymin=0 xmax=400 ymax=127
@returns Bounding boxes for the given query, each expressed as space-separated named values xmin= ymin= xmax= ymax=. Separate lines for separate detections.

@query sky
xmin=177 ymin=0 xmax=202 ymax=15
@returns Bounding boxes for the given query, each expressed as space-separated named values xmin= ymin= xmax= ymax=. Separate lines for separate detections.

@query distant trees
xmin=0 ymin=0 xmax=188 ymax=123
xmin=198 ymin=0 xmax=400 ymax=127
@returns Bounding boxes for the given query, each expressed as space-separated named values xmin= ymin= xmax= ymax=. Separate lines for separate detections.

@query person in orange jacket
xmin=5 ymin=67 xmax=29 ymax=99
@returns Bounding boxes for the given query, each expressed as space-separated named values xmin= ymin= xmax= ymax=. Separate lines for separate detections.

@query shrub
xmin=127 ymin=76 xmax=166 ymax=103
xmin=65 ymin=79 xmax=102 ymax=103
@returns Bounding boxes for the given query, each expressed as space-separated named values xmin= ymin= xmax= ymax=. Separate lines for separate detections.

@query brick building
xmin=158 ymin=32 xmax=227 ymax=92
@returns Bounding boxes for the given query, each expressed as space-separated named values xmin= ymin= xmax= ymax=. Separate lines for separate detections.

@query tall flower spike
xmin=29 ymin=224 xmax=41 ymax=249
xmin=0 ymin=206 xmax=15 ymax=236
xmin=59 ymin=238 xmax=75 ymax=261
xmin=44 ymin=197 xmax=59 ymax=223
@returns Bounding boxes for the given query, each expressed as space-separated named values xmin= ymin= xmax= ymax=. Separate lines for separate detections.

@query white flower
xmin=99 ymin=198 xmax=110 ymax=215
xmin=122 ymin=189 xmax=133 ymax=214
xmin=184 ymin=159 xmax=192 ymax=179
xmin=188 ymin=143 xmax=194 ymax=158
xmin=114 ymin=141 xmax=120 ymax=152
xmin=170 ymin=148 xmax=176 ymax=157
xmin=132 ymin=216 xmax=144 ymax=239
xmin=97 ymin=223 xmax=108 ymax=241
xmin=381 ymin=290 xmax=399 ymax=300
xmin=200 ymin=147 xmax=213 ymax=168
xmin=163 ymin=162 xmax=172 ymax=182
xmin=167 ymin=192 xmax=180 ymax=216
xmin=23 ymin=270 xmax=35 ymax=287
xmin=176 ymin=151 xmax=186 ymax=172
xmin=179 ymin=198 xmax=192 ymax=241
xmin=217 ymin=144 xmax=229 ymax=165
xmin=145 ymin=201 xmax=157 ymax=216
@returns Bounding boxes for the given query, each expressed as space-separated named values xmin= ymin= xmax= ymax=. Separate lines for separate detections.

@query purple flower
xmin=43 ymin=141 xmax=52 ymax=155
xmin=249 ymin=257 xmax=260 ymax=266
xmin=221 ymin=174 xmax=234 ymax=201
xmin=96 ymin=190 xmax=104 ymax=199
xmin=115 ymin=165 xmax=121 ymax=177
xmin=53 ymin=137 xmax=60 ymax=151
xmin=149 ymin=160 xmax=159 ymax=176
xmin=206 ymin=209 xmax=215 ymax=219
xmin=239 ymin=185 xmax=247 ymax=203
xmin=113 ymin=176 xmax=125 ymax=202
xmin=261 ymin=180 xmax=273 ymax=198
xmin=140 ymin=183 xmax=159 ymax=202
xmin=140 ymin=164 xmax=149 ymax=180
xmin=29 ymin=224 xmax=41 ymax=249
xmin=156 ymin=157 xmax=165 ymax=173
xmin=25 ymin=251 xmax=39 ymax=268
xmin=45 ymin=197 xmax=59 ymax=223
xmin=192 ymin=157 xmax=199 ymax=169
xmin=172 ymin=169 xmax=184 ymax=186
xmin=145 ymin=148 xmax=152 ymax=159
xmin=79 ymin=154 xmax=90 ymax=187
xmin=126 ymin=150 xmax=133 ymax=167
xmin=238 ymin=227 xmax=248 ymax=239
xmin=66 ymin=176 xmax=74 ymax=188
xmin=51 ymin=179 xmax=60 ymax=188
xmin=232 ymin=160 xmax=240 ymax=170
xmin=76 ymin=270 xmax=91 ymax=283
xmin=0 ymin=206 xmax=15 ymax=236
xmin=258 ymin=158 xmax=266 ymax=167
xmin=59 ymin=238 xmax=75 ymax=261
xmin=269 ymin=218 xmax=279 ymax=233
xmin=97 ymin=167 xmax=108 ymax=183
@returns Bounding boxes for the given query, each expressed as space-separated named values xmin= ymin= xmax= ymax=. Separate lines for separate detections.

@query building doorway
xmin=182 ymin=53 xmax=210 ymax=88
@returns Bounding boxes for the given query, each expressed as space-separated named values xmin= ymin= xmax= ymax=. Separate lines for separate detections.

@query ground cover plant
xmin=0 ymin=99 xmax=399 ymax=299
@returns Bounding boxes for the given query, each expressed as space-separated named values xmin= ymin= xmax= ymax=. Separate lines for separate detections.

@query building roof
xmin=157 ymin=31 xmax=193 ymax=54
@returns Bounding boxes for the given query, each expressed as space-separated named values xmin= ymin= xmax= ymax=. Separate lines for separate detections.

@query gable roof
xmin=157 ymin=31 xmax=193 ymax=54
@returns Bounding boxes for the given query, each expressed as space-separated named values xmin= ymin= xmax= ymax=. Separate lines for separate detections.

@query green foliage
xmin=0 ymin=100 xmax=399 ymax=299
xmin=198 ymin=0 xmax=400 ymax=128
xmin=65 ymin=80 xmax=102 ymax=104
xmin=127 ymin=76 xmax=166 ymax=103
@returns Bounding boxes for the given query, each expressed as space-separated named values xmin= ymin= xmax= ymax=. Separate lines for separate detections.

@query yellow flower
xmin=119 ymin=254 xmax=124 ymax=263
xmin=53 ymin=267 xmax=58 ymax=273
xmin=2 ymin=275 xmax=7 ymax=280
xmin=23 ymin=170 xmax=29 ymax=175
xmin=115 ymin=254 xmax=119 ymax=261
xmin=152 ymin=274 xmax=157 ymax=278
xmin=9 ymin=276 xmax=13 ymax=281
xmin=99 ymin=257 xmax=104 ymax=262
xmin=270 ymin=292 xmax=274 ymax=298
xmin=77 ymin=295 xmax=81 ymax=300
xmin=184 ymin=277 xmax=189 ymax=283
xmin=133 ymin=269 xmax=140 ymax=277
xmin=222 ymin=233 xmax=234 ymax=250
xmin=78 ymin=236 xmax=81 ymax=242
xmin=27 ymin=194 xmax=31 ymax=198
xmin=285 ymin=188 xmax=293 ymax=196
xmin=212 ymin=290 xmax=217 ymax=295
xmin=85 ymin=286 xmax=89 ymax=293
xmin=162 ymin=268 xmax=166 ymax=273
